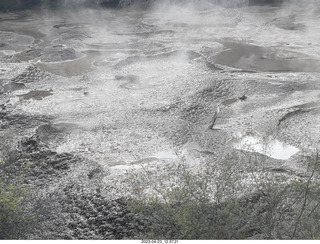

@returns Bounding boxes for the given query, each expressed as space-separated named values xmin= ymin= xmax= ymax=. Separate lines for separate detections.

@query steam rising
xmin=2 ymin=0 xmax=320 ymax=175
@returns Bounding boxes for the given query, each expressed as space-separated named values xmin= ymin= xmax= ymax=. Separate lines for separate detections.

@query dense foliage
xmin=0 ymin=0 xmax=285 ymax=11
xmin=0 ymin=158 xmax=37 ymax=239
xmin=127 ymin=151 xmax=320 ymax=239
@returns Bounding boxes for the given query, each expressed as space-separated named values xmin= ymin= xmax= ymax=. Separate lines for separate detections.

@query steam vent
xmin=1 ymin=0 xmax=320 ymax=240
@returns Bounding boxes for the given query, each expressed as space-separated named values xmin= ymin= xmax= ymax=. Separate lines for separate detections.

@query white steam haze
xmin=2 ymin=1 xmax=320 ymax=238
xmin=2 ymin=0 xmax=320 ymax=200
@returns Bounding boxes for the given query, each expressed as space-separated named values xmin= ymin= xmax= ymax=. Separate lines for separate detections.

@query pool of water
xmin=213 ymin=42 xmax=320 ymax=72
xmin=234 ymin=134 xmax=300 ymax=160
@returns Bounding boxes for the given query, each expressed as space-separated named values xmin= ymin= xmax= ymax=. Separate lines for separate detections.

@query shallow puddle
xmin=35 ymin=50 xmax=103 ymax=77
xmin=234 ymin=134 xmax=300 ymax=160
xmin=17 ymin=90 xmax=53 ymax=100
xmin=222 ymin=97 xmax=238 ymax=106
xmin=35 ymin=55 xmax=94 ymax=77
xmin=213 ymin=42 xmax=320 ymax=72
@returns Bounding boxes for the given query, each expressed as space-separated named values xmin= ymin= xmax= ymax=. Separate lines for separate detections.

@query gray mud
xmin=213 ymin=41 xmax=320 ymax=72
xmin=1 ymin=5 xmax=320 ymax=239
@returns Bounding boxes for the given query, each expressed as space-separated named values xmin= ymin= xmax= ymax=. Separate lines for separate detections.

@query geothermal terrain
xmin=1 ymin=1 xmax=320 ymax=239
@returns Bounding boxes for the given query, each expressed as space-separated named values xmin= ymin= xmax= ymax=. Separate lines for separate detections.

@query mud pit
xmin=213 ymin=41 xmax=320 ymax=72
xmin=1 ymin=4 xmax=320 ymax=197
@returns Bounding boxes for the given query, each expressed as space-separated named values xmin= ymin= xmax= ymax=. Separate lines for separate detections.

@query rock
xmin=0 ymin=134 xmax=148 ymax=239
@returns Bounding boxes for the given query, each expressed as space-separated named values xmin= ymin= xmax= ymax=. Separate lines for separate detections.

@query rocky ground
xmin=1 ymin=2 xmax=320 ymax=239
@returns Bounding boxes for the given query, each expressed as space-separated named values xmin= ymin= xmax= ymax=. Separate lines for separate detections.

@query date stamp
xmin=141 ymin=240 xmax=178 ymax=244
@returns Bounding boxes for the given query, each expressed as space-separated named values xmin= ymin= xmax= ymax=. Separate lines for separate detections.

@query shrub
xmin=126 ymin=149 xmax=320 ymax=239
xmin=0 ymin=158 xmax=37 ymax=239
xmin=126 ymin=153 xmax=252 ymax=239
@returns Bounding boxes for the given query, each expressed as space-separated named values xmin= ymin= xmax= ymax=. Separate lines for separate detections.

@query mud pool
xmin=1 ymin=2 xmax=320 ymax=194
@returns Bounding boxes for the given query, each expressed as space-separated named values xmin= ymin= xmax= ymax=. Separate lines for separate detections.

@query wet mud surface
xmin=1 ymin=6 xmax=320 ymax=165
xmin=213 ymin=41 xmax=320 ymax=72
xmin=1 ymin=4 xmax=320 ymax=238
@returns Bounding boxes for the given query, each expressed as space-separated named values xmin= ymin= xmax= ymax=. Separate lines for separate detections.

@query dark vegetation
xmin=0 ymin=166 xmax=37 ymax=239
xmin=0 ymin=0 xmax=41 ymax=11
xmin=0 ymin=136 xmax=146 ymax=239
xmin=0 ymin=0 xmax=123 ymax=11
xmin=0 ymin=0 xmax=286 ymax=12
xmin=1 ymin=131 xmax=320 ymax=239
xmin=126 ymin=151 xmax=320 ymax=239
